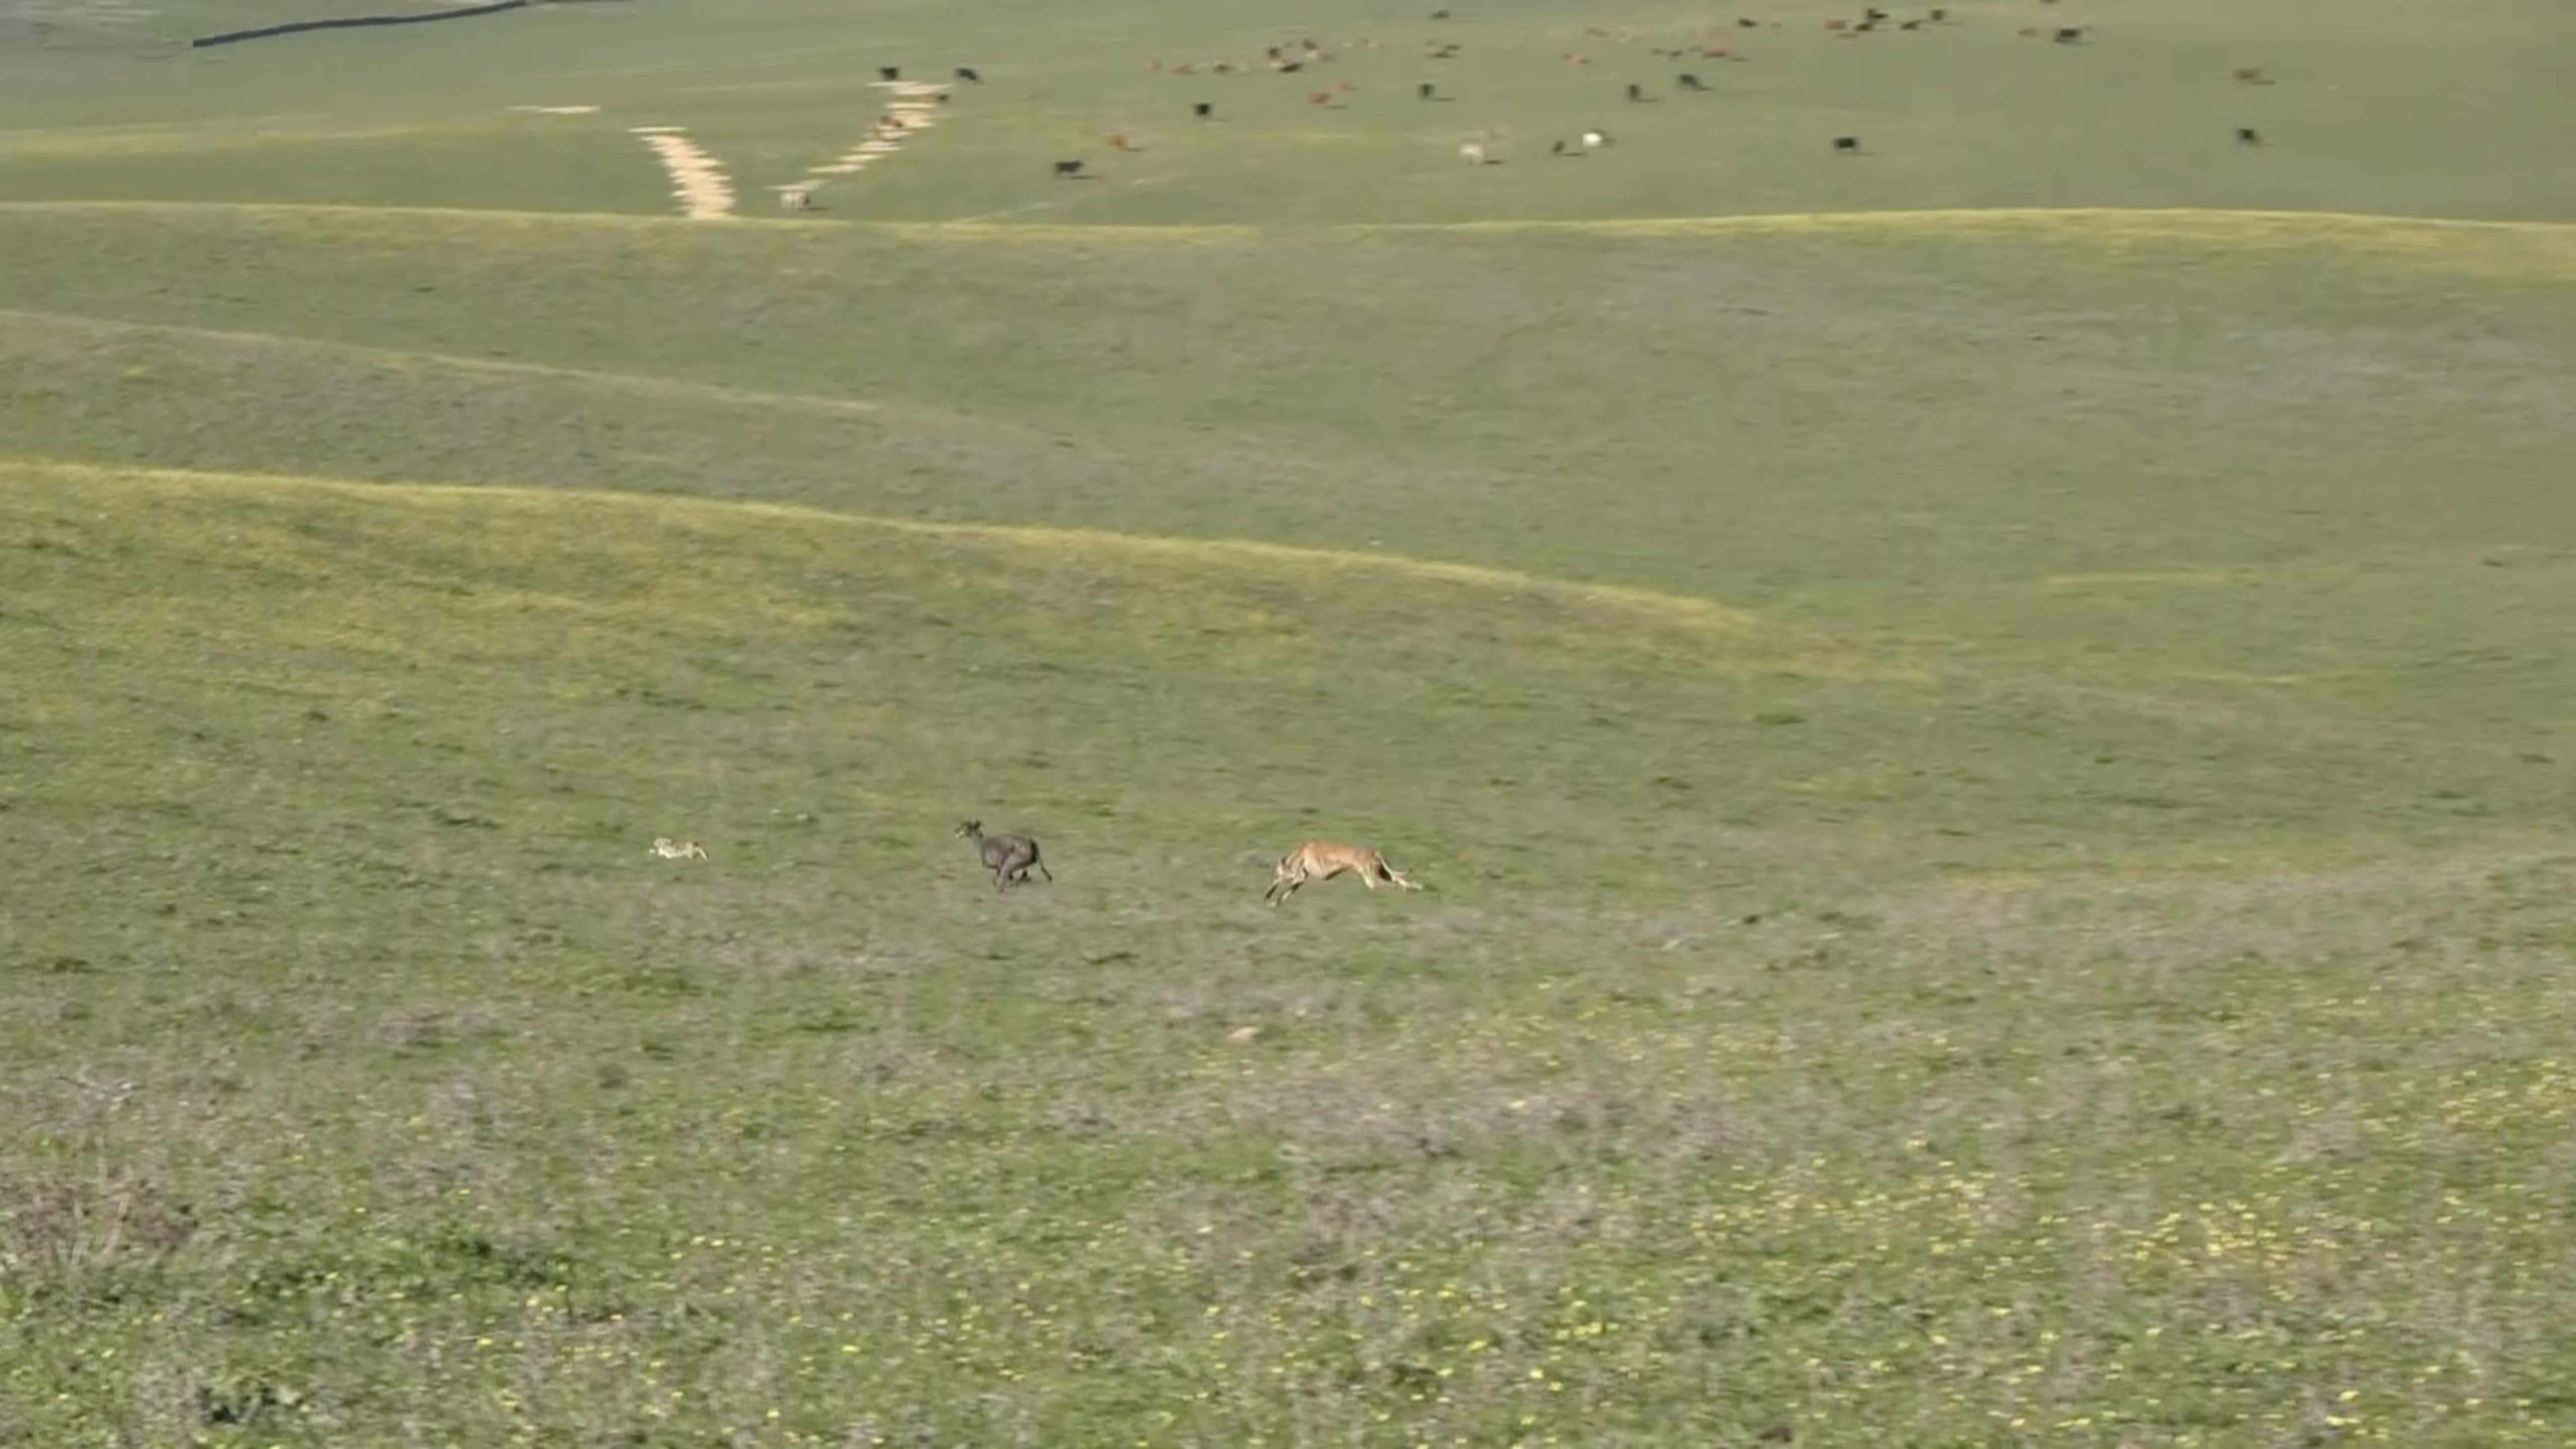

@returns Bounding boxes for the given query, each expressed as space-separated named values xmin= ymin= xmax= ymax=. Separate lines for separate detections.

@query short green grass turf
xmin=7 ymin=0 xmax=2576 ymax=1442
xmin=3 ymin=203 xmax=2572 ymax=790
xmin=10 ymin=465 xmax=2576 ymax=1445
xmin=2 ymin=0 xmax=2573 ymax=222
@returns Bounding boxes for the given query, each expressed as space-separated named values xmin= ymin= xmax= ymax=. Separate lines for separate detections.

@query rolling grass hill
xmin=5 ymin=0 xmax=2576 ymax=1442
xmin=3 ymin=0 xmax=2574 ymax=222
xmin=13 ymin=462 xmax=2576 ymax=1445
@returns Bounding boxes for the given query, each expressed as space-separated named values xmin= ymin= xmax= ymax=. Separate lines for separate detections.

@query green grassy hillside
xmin=11 ymin=464 xmax=2576 ymax=1445
xmin=4 ymin=0 xmax=2574 ymax=222
xmin=5 ymin=0 xmax=2576 ymax=1442
xmin=4 ymin=203 xmax=2573 ymax=801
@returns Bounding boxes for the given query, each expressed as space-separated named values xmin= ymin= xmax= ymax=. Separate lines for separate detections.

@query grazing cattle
xmin=1106 ymin=132 xmax=1134 ymax=150
xmin=2054 ymin=26 xmax=2084 ymax=42
xmin=1419 ymin=81 xmax=1437 ymax=99
xmin=1551 ymin=138 xmax=1567 ymax=155
xmin=1054 ymin=158 xmax=1085 ymax=177
xmin=1309 ymin=90 xmax=1332 ymax=104
xmin=1625 ymin=81 xmax=1644 ymax=101
xmin=1430 ymin=6 xmax=1450 ymax=16
xmin=1826 ymin=18 xmax=1847 ymax=30
xmin=878 ymin=65 xmax=900 ymax=81
xmin=1193 ymin=100 xmax=1214 ymax=118
xmin=778 ymin=186 xmax=814 ymax=211
xmin=1901 ymin=19 xmax=1921 ymax=29
xmin=1678 ymin=72 xmax=1708 ymax=90
xmin=1264 ymin=841 xmax=1424 ymax=907
xmin=1864 ymin=5 xmax=1887 ymax=17
xmin=1276 ymin=59 xmax=1303 ymax=72
xmin=1738 ymin=16 xmax=1760 ymax=26
xmin=956 ymin=821 xmax=1052 ymax=892
xmin=1581 ymin=128 xmax=1609 ymax=147
xmin=955 ymin=65 xmax=983 ymax=83
xmin=1833 ymin=134 xmax=1861 ymax=152
xmin=2236 ymin=126 xmax=2264 ymax=146
xmin=1335 ymin=77 xmax=1357 ymax=92
xmin=1459 ymin=141 xmax=1488 ymax=165
xmin=651 ymin=837 xmax=707 ymax=860
xmin=2233 ymin=66 xmax=2271 ymax=84
xmin=1929 ymin=7 xmax=1946 ymax=18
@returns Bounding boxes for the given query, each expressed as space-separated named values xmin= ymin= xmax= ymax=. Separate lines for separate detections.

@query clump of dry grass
xmin=0 ymin=1169 xmax=196 ymax=1296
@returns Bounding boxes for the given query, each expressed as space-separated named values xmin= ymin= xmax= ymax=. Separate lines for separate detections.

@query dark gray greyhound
xmin=955 ymin=821 xmax=1053 ymax=891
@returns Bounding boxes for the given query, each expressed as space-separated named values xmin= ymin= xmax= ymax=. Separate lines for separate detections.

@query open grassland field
xmin=5 ymin=0 xmax=2576 ymax=1443
xmin=1 ymin=0 xmax=2573 ymax=221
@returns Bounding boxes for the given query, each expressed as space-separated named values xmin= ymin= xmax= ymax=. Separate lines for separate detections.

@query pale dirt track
xmin=626 ymin=82 xmax=949 ymax=218
xmin=629 ymin=125 xmax=733 ymax=220
xmin=776 ymin=80 xmax=949 ymax=205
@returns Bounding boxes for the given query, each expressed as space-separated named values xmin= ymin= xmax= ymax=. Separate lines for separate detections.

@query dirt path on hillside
xmin=769 ymin=79 xmax=948 ymax=209
xmin=613 ymin=78 xmax=953 ymax=218
xmin=629 ymin=125 xmax=734 ymax=219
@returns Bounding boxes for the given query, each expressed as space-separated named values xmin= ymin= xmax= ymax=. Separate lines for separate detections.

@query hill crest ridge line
xmin=5 ymin=457 xmax=1895 ymax=670
xmin=0 ymin=199 xmax=2567 ymax=241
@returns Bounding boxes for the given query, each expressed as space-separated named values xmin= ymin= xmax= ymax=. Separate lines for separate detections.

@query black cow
xmin=878 ymin=65 xmax=900 ymax=81
xmin=1678 ymin=72 xmax=1708 ymax=90
xmin=1192 ymin=101 xmax=1214 ymax=118
xmin=1054 ymin=159 xmax=1085 ymax=177
xmin=2236 ymin=127 xmax=2263 ymax=146
xmin=955 ymin=66 xmax=982 ymax=83
xmin=1832 ymin=134 xmax=1861 ymax=153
